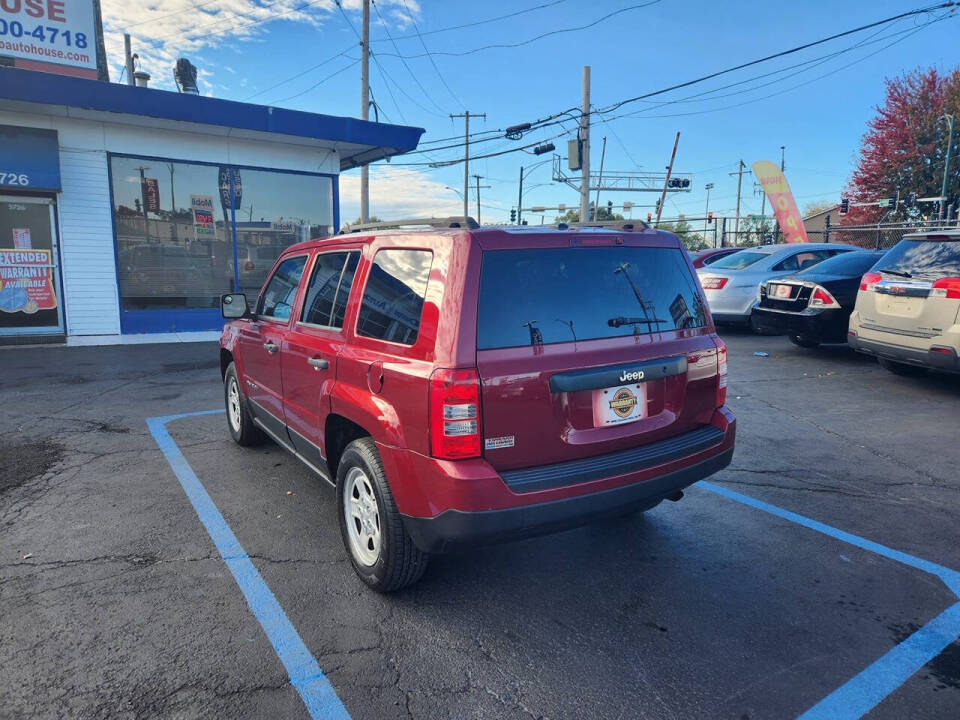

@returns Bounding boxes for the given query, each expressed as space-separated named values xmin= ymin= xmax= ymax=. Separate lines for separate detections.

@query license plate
xmin=592 ymin=383 xmax=646 ymax=427
xmin=773 ymin=284 xmax=792 ymax=298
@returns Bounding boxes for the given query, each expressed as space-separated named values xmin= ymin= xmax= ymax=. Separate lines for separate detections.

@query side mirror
xmin=221 ymin=293 xmax=252 ymax=319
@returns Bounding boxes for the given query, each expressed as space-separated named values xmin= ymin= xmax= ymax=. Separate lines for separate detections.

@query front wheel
xmin=224 ymin=362 xmax=265 ymax=446
xmin=337 ymin=438 xmax=428 ymax=592
xmin=788 ymin=335 xmax=820 ymax=349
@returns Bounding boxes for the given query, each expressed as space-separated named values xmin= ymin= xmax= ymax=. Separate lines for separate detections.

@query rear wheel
xmin=878 ymin=357 xmax=926 ymax=376
xmin=337 ymin=437 xmax=428 ymax=592
xmin=224 ymin=362 xmax=265 ymax=446
xmin=788 ymin=335 xmax=820 ymax=349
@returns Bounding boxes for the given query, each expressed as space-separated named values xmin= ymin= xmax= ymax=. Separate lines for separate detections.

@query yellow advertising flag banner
xmin=751 ymin=161 xmax=809 ymax=244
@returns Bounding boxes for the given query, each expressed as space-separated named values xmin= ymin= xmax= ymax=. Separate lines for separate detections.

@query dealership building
xmin=0 ymin=66 xmax=423 ymax=345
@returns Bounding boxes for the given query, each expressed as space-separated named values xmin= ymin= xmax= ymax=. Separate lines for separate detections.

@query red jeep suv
xmin=219 ymin=223 xmax=735 ymax=591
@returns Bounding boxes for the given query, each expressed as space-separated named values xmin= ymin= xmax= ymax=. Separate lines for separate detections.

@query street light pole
xmin=517 ymin=166 xmax=524 ymax=226
xmin=940 ymin=114 xmax=955 ymax=221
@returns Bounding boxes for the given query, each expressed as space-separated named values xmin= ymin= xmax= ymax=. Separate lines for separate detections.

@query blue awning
xmin=0 ymin=68 xmax=424 ymax=170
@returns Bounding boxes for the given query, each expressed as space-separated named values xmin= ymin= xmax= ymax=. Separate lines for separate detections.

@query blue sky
xmin=104 ymin=0 xmax=960 ymax=224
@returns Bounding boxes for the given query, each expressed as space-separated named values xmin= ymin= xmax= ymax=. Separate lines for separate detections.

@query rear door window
xmin=300 ymin=251 xmax=359 ymax=329
xmin=356 ymin=249 xmax=432 ymax=345
xmin=478 ymin=246 xmax=707 ymax=350
xmin=797 ymin=251 xmax=880 ymax=276
xmin=257 ymin=255 xmax=306 ymax=320
xmin=877 ymin=237 xmax=960 ymax=279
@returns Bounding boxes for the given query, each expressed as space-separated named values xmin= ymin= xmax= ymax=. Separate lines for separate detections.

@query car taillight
xmin=429 ymin=368 xmax=482 ymax=459
xmin=701 ymin=276 xmax=728 ymax=290
xmin=930 ymin=277 xmax=960 ymax=299
xmin=859 ymin=271 xmax=882 ymax=291
xmin=713 ymin=338 xmax=727 ymax=407
xmin=809 ymin=285 xmax=840 ymax=309
xmin=244 ymin=261 xmax=256 ymax=271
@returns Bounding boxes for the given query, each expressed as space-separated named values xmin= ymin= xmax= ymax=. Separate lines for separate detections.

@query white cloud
xmin=339 ymin=166 xmax=464 ymax=224
xmin=100 ymin=0 xmax=416 ymax=93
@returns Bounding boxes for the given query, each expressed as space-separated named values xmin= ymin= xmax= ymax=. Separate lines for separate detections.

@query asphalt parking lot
xmin=1 ymin=331 xmax=959 ymax=719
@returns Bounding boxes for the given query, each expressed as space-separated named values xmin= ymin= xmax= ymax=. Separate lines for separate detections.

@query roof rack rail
xmin=564 ymin=220 xmax=649 ymax=231
xmin=339 ymin=216 xmax=479 ymax=234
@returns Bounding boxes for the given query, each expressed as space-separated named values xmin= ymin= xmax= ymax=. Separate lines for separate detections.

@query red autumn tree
xmin=843 ymin=67 xmax=960 ymax=225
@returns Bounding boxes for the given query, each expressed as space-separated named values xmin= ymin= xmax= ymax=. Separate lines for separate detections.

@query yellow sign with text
xmin=751 ymin=161 xmax=809 ymax=244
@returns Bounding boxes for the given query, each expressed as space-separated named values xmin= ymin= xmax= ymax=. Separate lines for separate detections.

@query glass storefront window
xmin=108 ymin=156 xmax=334 ymax=314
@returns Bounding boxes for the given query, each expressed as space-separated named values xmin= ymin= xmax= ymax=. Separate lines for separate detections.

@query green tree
xmin=349 ymin=215 xmax=382 ymax=225
xmin=656 ymin=219 xmax=707 ymax=250
xmin=554 ymin=206 xmax=624 ymax=224
xmin=738 ymin=215 xmax=775 ymax=245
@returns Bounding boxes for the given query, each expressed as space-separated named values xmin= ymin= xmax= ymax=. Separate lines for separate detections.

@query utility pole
xmin=123 ymin=34 xmax=135 ymax=86
xmin=167 ymin=163 xmax=175 ymax=214
xmin=450 ymin=110 xmax=485 ymax=221
xmin=593 ymin=136 xmax=607 ymax=221
xmin=733 ymin=160 xmax=746 ymax=239
xmin=517 ymin=166 xmax=524 ymax=225
xmin=472 ymin=175 xmax=490 ymax=224
xmin=780 ymin=145 xmax=786 ymax=172
xmin=940 ymin=114 xmax=955 ymax=221
xmin=359 ymin=0 xmax=370 ymax=223
xmin=579 ymin=65 xmax=591 ymax=223
xmin=136 ymin=166 xmax=151 ymax=241
xmin=656 ymin=132 xmax=680 ymax=224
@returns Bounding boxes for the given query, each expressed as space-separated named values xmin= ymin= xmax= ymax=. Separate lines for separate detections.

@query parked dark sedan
xmin=752 ymin=250 xmax=885 ymax=347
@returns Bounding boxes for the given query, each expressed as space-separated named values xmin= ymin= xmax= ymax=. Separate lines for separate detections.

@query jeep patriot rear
xmin=219 ymin=225 xmax=736 ymax=591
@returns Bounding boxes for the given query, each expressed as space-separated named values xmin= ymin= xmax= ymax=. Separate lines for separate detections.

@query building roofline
xmin=0 ymin=67 xmax=424 ymax=170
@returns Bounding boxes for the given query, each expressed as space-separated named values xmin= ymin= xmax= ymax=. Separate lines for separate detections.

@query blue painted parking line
xmin=700 ymin=481 xmax=960 ymax=720
xmin=147 ymin=410 xmax=350 ymax=720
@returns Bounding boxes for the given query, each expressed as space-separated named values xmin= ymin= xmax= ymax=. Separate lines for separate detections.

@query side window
xmin=257 ymin=255 xmax=306 ymax=321
xmin=300 ymin=252 xmax=348 ymax=327
xmin=773 ymin=253 xmax=799 ymax=272
xmin=356 ymin=249 xmax=432 ymax=345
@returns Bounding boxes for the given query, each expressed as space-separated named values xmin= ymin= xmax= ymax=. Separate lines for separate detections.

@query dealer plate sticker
xmin=485 ymin=435 xmax=515 ymax=450
xmin=592 ymin=384 xmax=646 ymax=427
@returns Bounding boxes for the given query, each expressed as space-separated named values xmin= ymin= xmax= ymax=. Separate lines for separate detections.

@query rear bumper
xmin=393 ymin=411 xmax=736 ymax=554
xmin=848 ymin=334 xmax=960 ymax=372
xmin=752 ymin=306 xmax=849 ymax=343
xmin=403 ymin=447 xmax=734 ymax=553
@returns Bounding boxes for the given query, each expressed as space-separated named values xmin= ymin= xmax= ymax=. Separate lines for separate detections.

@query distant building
xmin=803 ymin=204 xmax=840 ymax=240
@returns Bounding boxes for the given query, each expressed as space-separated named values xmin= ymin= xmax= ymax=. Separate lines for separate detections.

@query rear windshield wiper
xmin=876 ymin=267 xmax=912 ymax=278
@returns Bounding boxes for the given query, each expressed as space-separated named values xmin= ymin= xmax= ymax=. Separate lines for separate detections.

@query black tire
xmin=788 ymin=335 xmax=820 ymax=349
xmin=224 ymin=362 xmax=266 ymax=446
xmin=878 ymin=357 xmax=926 ymax=376
xmin=337 ymin=437 xmax=428 ymax=593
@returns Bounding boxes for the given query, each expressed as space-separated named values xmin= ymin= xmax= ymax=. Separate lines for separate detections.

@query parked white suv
xmin=848 ymin=231 xmax=960 ymax=374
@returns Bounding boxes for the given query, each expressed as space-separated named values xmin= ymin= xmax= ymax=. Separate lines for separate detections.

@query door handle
xmin=307 ymin=357 xmax=329 ymax=371
xmin=263 ymin=342 xmax=279 ymax=354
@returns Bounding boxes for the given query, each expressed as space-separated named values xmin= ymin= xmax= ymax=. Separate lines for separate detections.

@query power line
xmin=371 ymin=0 xmax=448 ymax=114
xmin=244 ymin=45 xmax=357 ymax=102
xmin=370 ymin=0 xmax=567 ymax=42
xmin=374 ymin=2 xmax=661 ymax=59
xmin=399 ymin=0 xmax=464 ymax=109
xmin=267 ymin=60 xmax=361 ymax=104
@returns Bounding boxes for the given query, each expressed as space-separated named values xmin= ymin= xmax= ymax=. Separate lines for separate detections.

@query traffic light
xmin=647 ymin=213 xmax=652 ymax=222
xmin=607 ymin=200 xmax=613 ymax=212
xmin=510 ymin=208 xmax=516 ymax=223
xmin=707 ymin=212 xmax=714 ymax=224
xmin=888 ymin=193 xmax=897 ymax=209
xmin=839 ymin=198 xmax=849 ymax=215
xmin=905 ymin=192 xmax=917 ymax=208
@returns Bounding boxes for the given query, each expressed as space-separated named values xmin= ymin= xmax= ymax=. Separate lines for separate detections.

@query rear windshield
xmin=707 ymin=250 xmax=768 ymax=270
xmin=797 ymin=251 xmax=882 ymax=276
xmin=876 ymin=237 xmax=960 ymax=279
xmin=477 ymin=247 xmax=707 ymax=350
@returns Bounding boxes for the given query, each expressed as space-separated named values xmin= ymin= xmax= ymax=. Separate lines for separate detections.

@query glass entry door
xmin=0 ymin=196 xmax=64 ymax=337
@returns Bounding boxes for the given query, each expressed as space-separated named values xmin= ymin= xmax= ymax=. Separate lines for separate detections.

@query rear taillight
xmin=244 ymin=261 xmax=256 ymax=271
xmin=714 ymin=338 xmax=727 ymax=407
xmin=701 ymin=276 xmax=728 ymax=290
xmin=809 ymin=285 xmax=840 ymax=309
xmin=859 ymin=271 xmax=882 ymax=291
xmin=930 ymin=277 xmax=960 ymax=299
xmin=429 ymin=368 xmax=482 ymax=459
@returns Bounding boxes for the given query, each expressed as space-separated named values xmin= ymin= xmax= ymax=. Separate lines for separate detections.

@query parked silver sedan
xmin=697 ymin=243 xmax=857 ymax=325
